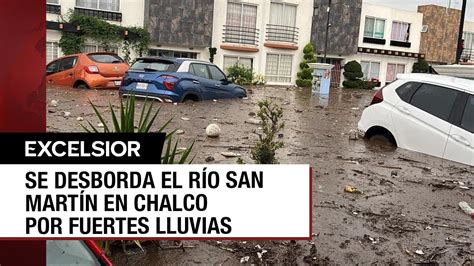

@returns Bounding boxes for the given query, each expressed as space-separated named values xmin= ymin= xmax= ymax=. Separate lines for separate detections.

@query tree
xmin=342 ymin=60 xmax=364 ymax=89
xmin=296 ymin=43 xmax=317 ymax=87
xmin=412 ymin=59 xmax=430 ymax=73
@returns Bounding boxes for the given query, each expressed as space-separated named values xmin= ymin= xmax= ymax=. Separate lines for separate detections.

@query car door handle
xmin=451 ymin=135 xmax=470 ymax=146
xmin=397 ymin=106 xmax=410 ymax=115
xmin=67 ymin=73 xmax=73 ymax=77
xmin=192 ymin=80 xmax=200 ymax=84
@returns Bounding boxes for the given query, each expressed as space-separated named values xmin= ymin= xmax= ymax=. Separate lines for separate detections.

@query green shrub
xmin=343 ymin=60 xmax=366 ymax=89
xmin=296 ymin=43 xmax=317 ymax=87
xmin=227 ymin=64 xmax=253 ymax=85
xmin=412 ymin=59 xmax=429 ymax=73
xmin=251 ymin=100 xmax=284 ymax=164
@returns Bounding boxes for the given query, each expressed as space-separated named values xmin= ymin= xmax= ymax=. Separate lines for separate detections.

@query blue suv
xmin=120 ymin=57 xmax=247 ymax=103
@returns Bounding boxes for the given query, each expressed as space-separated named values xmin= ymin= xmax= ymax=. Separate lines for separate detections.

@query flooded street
xmin=47 ymin=86 xmax=473 ymax=265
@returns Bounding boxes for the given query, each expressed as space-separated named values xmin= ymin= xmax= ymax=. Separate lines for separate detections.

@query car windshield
xmin=131 ymin=59 xmax=175 ymax=72
xmin=87 ymin=54 xmax=124 ymax=64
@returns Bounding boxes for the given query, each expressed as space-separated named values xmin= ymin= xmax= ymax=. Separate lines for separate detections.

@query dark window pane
xmin=46 ymin=61 xmax=59 ymax=74
xmin=59 ymin=57 xmax=77 ymax=71
xmin=191 ymin=64 xmax=210 ymax=79
xmin=461 ymin=95 xmax=474 ymax=133
xmin=396 ymin=82 xmax=420 ymax=102
xmin=208 ymin=66 xmax=226 ymax=81
xmin=410 ymin=84 xmax=458 ymax=121
xmin=88 ymin=54 xmax=123 ymax=63
xmin=130 ymin=59 xmax=175 ymax=72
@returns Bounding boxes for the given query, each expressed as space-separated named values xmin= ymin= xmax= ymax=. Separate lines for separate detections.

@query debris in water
xmin=181 ymin=117 xmax=190 ymax=121
xmin=221 ymin=152 xmax=241 ymax=158
xmin=245 ymin=118 xmax=261 ymax=125
xmin=344 ymin=185 xmax=363 ymax=194
xmin=240 ymin=256 xmax=250 ymax=264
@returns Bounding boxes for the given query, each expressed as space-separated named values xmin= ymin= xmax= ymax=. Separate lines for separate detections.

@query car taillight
xmin=370 ymin=87 xmax=384 ymax=105
xmin=84 ymin=65 xmax=99 ymax=74
xmin=161 ymin=75 xmax=178 ymax=90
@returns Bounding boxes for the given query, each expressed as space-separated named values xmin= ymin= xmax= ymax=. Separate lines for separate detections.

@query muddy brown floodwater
xmin=47 ymin=85 xmax=473 ymax=265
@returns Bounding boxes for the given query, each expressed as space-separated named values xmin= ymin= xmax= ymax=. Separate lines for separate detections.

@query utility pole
xmin=455 ymin=0 xmax=467 ymax=64
xmin=323 ymin=0 xmax=332 ymax=62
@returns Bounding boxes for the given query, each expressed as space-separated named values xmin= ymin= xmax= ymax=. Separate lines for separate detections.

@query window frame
xmin=75 ymin=0 xmax=120 ymax=12
xmin=223 ymin=55 xmax=254 ymax=73
xmin=207 ymin=65 xmax=227 ymax=82
xmin=46 ymin=41 xmax=60 ymax=63
xmin=190 ymin=63 xmax=211 ymax=80
xmin=391 ymin=21 xmax=411 ymax=42
xmin=265 ymin=53 xmax=294 ymax=83
xmin=364 ymin=16 xmax=386 ymax=39
xmin=386 ymin=63 xmax=406 ymax=82
xmin=47 ymin=0 xmax=60 ymax=5
xmin=269 ymin=2 xmax=297 ymax=27
xmin=407 ymin=83 xmax=461 ymax=123
xmin=46 ymin=60 xmax=60 ymax=75
xmin=361 ymin=60 xmax=381 ymax=81
xmin=58 ymin=56 xmax=78 ymax=72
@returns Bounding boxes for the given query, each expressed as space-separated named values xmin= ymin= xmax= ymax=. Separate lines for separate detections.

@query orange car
xmin=46 ymin=52 xmax=129 ymax=89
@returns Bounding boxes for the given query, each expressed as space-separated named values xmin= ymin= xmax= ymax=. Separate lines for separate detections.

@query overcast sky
xmin=363 ymin=0 xmax=474 ymax=21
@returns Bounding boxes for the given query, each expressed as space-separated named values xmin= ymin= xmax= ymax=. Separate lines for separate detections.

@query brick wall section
xmin=418 ymin=5 xmax=461 ymax=64
xmin=311 ymin=0 xmax=362 ymax=55
xmin=146 ymin=0 xmax=214 ymax=47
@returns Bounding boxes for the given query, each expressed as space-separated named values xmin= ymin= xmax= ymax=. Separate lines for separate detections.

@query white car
xmin=358 ymin=74 xmax=473 ymax=166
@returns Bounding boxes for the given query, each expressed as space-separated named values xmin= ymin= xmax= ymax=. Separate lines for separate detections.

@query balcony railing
xmin=266 ymin=24 xmax=299 ymax=44
xmin=74 ymin=7 xmax=122 ymax=22
xmin=46 ymin=4 xmax=61 ymax=14
xmin=223 ymin=25 xmax=259 ymax=46
xmin=461 ymin=48 xmax=474 ymax=62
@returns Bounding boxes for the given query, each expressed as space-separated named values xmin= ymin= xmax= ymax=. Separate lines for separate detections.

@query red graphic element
xmin=0 ymin=1 xmax=46 ymax=265
xmin=0 ymin=1 xmax=46 ymax=132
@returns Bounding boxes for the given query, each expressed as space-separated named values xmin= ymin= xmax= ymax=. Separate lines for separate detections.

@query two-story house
xmin=211 ymin=0 xmax=314 ymax=85
xmin=46 ymin=0 xmax=145 ymax=63
xmin=344 ymin=3 xmax=424 ymax=87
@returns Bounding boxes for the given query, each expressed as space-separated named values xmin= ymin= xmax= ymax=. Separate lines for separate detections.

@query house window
xmin=270 ymin=2 xmax=297 ymax=27
xmin=46 ymin=42 xmax=59 ymax=63
xmin=462 ymin=31 xmax=474 ymax=61
xmin=265 ymin=54 xmax=293 ymax=83
xmin=226 ymin=2 xmax=258 ymax=44
xmin=386 ymin=63 xmax=405 ymax=82
xmin=361 ymin=61 xmax=380 ymax=80
xmin=364 ymin=17 xmax=385 ymax=39
xmin=82 ymin=44 xmax=118 ymax=54
xmin=47 ymin=0 xmax=59 ymax=4
xmin=76 ymin=0 xmax=120 ymax=12
xmin=391 ymin=22 xmax=410 ymax=42
xmin=223 ymin=56 xmax=253 ymax=73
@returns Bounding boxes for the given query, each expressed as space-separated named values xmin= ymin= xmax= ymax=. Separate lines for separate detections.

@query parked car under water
xmin=119 ymin=57 xmax=247 ymax=103
xmin=358 ymin=73 xmax=474 ymax=166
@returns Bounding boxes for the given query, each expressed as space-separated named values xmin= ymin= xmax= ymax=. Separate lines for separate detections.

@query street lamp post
xmin=323 ymin=0 xmax=332 ymax=62
xmin=456 ymin=0 xmax=467 ymax=64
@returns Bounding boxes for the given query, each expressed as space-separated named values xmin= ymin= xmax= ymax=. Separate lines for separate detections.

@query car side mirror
xmin=221 ymin=78 xmax=231 ymax=85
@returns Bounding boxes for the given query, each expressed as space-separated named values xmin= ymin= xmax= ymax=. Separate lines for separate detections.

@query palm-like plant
xmin=82 ymin=95 xmax=194 ymax=164
xmin=83 ymin=95 xmax=194 ymax=254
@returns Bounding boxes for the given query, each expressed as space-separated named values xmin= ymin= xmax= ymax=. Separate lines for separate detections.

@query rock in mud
xmin=50 ymin=100 xmax=58 ymax=107
xmin=221 ymin=152 xmax=241 ymax=158
xmin=176 ymin=129 xmax=185 ymax=135
xmin=76 ymin=117 xmax=84 ymax=121
xmin=181 ymin=117 xmax=190 ymax=121
xmin=205 ymin=156 xmax=215 ymax=162
xmin=206 ymin=124 xmax=221 ymax=138
xmin=246 ymin=118 xmax=261 ymax=125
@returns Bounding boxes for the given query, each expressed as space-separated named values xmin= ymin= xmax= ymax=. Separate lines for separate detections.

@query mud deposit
xmin=47 ymin=86 xmax=473 ymax=265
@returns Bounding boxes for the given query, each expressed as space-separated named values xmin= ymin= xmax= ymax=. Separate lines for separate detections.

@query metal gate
xmin=330 ymin=60 xmax=342 ymax=88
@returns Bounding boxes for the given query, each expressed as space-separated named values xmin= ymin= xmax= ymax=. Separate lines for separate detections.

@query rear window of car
xmin=130 ymin=59 xmax=176 ymax=72
xmin=87 ymin=54 xmax=124 ymax=63
xmin=396 ymin=82 xmax=421 ymax=102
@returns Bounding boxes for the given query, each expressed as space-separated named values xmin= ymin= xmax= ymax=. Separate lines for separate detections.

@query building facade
xmin=46 ymin=0 xmax=145 ymax=63
xmin=211 ymin=0 xmax=314 ymax=85
xmin=418 ymin=5 xmax=461 ymax=65
xmin=343 ymin=3 xmax=424 ymax=87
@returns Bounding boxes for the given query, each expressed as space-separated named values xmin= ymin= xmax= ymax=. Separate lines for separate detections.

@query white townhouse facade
xmin=46 ymin=0 xmax=145 ymax=63
xmin=344 ymin=3 xmax=424 ymax=87
xmin=211 ymin=0 xmax=314 ymax=85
